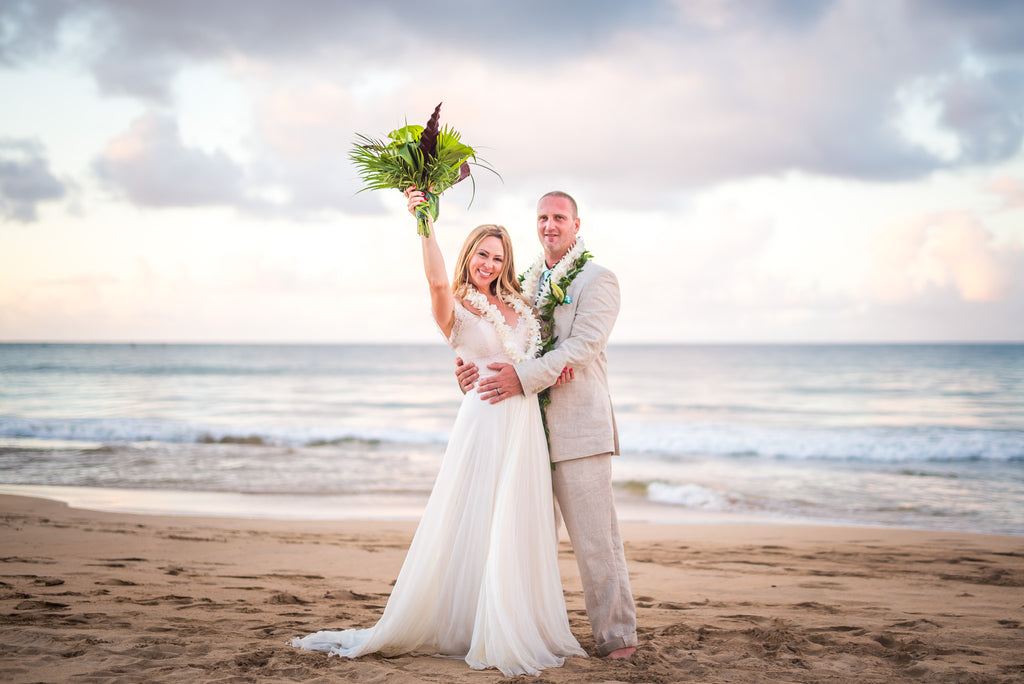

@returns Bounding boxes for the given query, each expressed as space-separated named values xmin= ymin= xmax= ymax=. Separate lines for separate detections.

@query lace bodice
xmin=447 ymin=300 xmax=533 ymax=373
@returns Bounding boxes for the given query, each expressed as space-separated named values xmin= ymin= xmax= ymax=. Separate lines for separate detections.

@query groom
xmin=457 ymin=190 xmax=638 ymax=659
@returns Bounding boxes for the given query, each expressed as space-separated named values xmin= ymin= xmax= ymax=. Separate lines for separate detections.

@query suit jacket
xmin=515 ymin=260 xmax=620 ymax=463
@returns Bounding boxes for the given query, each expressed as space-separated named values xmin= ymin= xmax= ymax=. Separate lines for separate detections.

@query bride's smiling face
xmin=468 ymin=236 xmax=505 ymax=292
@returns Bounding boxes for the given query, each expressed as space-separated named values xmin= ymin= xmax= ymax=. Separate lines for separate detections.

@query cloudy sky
xmin=2 ymin=0 xmax=1023 ymax=343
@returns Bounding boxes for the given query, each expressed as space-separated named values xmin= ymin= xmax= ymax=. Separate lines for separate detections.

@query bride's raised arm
xmin=406 ymin=186 xmax=455 ymax=338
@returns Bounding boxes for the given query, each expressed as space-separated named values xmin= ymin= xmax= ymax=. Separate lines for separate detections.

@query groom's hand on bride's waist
xmin=455 ymin=357 xmax=479 ymax=393
xmin=477 ymin=363 xmax=524 ymax=404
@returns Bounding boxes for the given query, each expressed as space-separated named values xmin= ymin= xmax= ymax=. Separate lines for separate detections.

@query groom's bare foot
xmin=607 ymin=647 xmax=636 ymax=659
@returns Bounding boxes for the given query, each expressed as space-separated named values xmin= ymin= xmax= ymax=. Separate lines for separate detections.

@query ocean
xmin=1 ymin=343 xmax=1022 ymax=534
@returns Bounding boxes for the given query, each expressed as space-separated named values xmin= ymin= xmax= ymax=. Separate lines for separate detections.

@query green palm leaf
xmin=348 ymin=103 xmax=501 ymax=237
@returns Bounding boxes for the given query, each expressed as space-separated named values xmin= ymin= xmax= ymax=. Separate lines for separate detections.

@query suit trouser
xmin=551 ymin=453 xmax=638 ymax=655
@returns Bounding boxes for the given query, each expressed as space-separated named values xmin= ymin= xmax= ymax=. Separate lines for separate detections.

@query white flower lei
xmin=519 ymin=237 xmax=588 ymax=307
xmin=462 ymin=286 xmax=543 ymax=363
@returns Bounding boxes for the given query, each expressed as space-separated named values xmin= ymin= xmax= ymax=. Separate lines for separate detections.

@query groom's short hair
xmin=539 ymin=190 xmax=578 ymax=219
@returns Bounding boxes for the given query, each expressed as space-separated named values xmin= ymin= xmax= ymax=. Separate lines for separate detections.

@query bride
xmin=291 ymin=188 xmax=585 ymax=677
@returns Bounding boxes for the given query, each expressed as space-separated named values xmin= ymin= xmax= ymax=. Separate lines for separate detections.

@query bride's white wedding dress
xmin=291 ymin=301 xmax=585 ymax=677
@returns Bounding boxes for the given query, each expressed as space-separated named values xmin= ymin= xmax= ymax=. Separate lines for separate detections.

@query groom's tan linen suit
xmin=514 ymin=260 xmax=638 ymax=655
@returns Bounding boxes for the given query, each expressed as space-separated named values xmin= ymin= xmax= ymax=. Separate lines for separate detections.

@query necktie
xmin=539 ymin=268 xmax=553 ymax=296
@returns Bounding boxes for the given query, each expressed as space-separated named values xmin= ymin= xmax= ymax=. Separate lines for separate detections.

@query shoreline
xmin=2 ymin=492 xmax=1023 ymax=682
xmin=1 ymin=482 xmax=1018 ymax=536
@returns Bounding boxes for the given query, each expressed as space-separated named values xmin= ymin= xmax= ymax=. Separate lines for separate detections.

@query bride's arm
xmin=407 ymin=187 xmax=455 ymax=338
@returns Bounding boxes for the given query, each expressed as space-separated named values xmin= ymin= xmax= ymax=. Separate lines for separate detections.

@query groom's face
xmin=536 ymin=196 xmax=580 ymax=264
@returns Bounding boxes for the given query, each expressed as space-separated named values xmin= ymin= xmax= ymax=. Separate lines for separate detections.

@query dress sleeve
xmin=445 ymin=299 xmax=471 ymax=348
xmin=514 ymin=266 xmax=619 ymax=395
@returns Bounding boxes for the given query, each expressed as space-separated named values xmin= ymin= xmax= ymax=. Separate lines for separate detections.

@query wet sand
xmin=2 ymin=493 xmax=1022 ymax=683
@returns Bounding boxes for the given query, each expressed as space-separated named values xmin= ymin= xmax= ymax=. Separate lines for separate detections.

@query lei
xmin=517 ymin=240 xmax=593 ymax=464
xmin=518 ymin=237 xmax=592 ymax=354
xmin=461 ymin=286 xmax=543 ymax=363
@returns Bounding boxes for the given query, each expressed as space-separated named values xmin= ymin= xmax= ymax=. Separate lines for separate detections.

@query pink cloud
xmin=869 ymin=212 xmax=1018 ymax=303
xmin=985 ymin=175 xmax=1024 ymax=211
xmin=95 ymin=112 xmax=243 ymax=207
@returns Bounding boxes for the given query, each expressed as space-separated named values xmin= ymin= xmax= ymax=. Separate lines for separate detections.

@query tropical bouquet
xmin=349 ymin=102 xmax=499 ymax=237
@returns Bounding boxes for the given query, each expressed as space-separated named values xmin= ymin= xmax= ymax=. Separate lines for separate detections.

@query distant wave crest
xmin=1 ymin=415 xmax=1021 ymax=463
xmin=0 ymin=415 xmax=447 ymax=449
xmin=619 ymin=422 xmax=1024 ymax=462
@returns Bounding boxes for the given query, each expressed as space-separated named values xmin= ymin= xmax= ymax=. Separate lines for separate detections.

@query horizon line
xmin=3 ymin=339 xmax=1023 ymax=346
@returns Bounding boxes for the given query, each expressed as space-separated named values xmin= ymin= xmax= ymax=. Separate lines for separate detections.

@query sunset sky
xmin=2 ymin=0 xmax=1023 ymax=343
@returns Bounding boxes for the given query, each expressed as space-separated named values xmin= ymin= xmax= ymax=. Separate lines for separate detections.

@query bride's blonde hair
xmin=452 ymin=224 xmax=528 ymax=305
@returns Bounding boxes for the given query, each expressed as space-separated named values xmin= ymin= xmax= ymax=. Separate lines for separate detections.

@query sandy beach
xmin=1 ymin=494 xmax=1022 ymax=683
